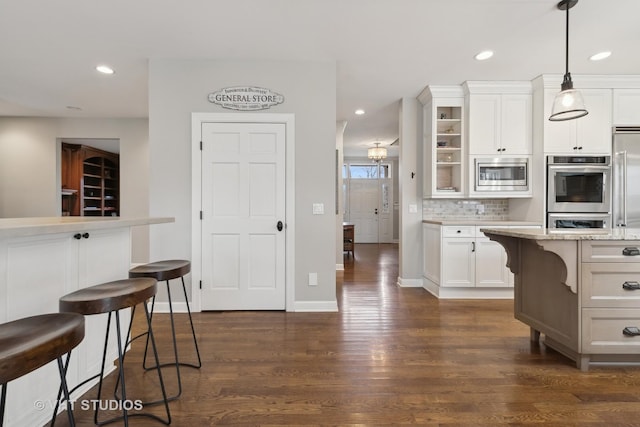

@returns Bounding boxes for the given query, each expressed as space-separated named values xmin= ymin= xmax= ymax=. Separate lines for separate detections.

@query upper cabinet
xmin=613 ymin=89 xmax=640 ymax=125
xmin=418 ymin=86 xmax=465 ymax=198
xmin=464 ymin=82 xmax=532 ymax=156
xmin=542 ymin=88 xmax=612 ymax=155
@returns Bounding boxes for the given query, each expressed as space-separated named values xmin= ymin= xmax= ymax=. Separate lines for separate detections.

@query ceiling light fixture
xmin=589 ymin=51 xmax=611 ymax=61
xmin=355 ymin=109 xmax=365 ymax=115
xmin=368 ymin=142 xmax=387 ymax=163
xmin=96 ymin=65 xmax=115 ymax=75
xmin=549 ymin=0 xmax=588 ymax=122
xmin=474 ymin=50 xmax=494 ymax=61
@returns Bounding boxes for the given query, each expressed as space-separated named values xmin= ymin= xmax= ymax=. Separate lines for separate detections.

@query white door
xmin=200 ymin=122 xmax=286 ymax=310
xmin=349 ymin=179 xmax=379 ymax=243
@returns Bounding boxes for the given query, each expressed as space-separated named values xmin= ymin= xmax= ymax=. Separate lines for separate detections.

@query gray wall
xmin=0 ymin=117 xmax=151 ymax=262
xmin=148 ymin=59 xmax=337 ymax=309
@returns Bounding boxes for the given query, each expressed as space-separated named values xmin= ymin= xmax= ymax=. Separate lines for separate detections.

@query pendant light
xmin=549 ymin=0 xmax=588 ymax=121
xmin=368 ymin=142 xmax=387 ymax=162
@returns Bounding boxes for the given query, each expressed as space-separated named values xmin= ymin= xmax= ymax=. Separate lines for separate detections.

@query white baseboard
xmin=336 ymin=263 xmax=345 ymax=271
xmin=396 ymin=277 xmax=423 ymax=287
xmin=423 ymin=277 xmax=514 ymax=299
xmin=292 ymin=300 xmax=339 ymax=312
xmin=150 ymin=301 xmax=190 ymax=313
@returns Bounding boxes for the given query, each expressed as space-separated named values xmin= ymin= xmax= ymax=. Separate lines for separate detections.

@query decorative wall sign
xmin=208 ymin=86 xmax=285 ymax=111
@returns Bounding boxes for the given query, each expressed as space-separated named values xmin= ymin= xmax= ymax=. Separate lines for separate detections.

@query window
xmin=348 ymin=163 xmax=391 ymax=179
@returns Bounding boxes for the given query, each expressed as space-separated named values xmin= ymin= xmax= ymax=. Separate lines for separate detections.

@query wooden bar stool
xmin=128 ymin=260 xmax=201 ymax=401
xmin=58 ymin=278 xmax=170 ymax=426
xmin=0 ymin=313 xmax=84 ymax=426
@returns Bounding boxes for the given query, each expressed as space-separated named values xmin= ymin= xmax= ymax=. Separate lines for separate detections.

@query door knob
xmin=277 ymin=221 xmax=284 ymax=231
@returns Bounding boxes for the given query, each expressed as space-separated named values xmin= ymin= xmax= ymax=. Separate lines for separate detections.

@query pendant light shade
xmin=368 ymin=142 xmax=387 ymax=162
xmin=549 ymin=0 xmax=588 ymax=122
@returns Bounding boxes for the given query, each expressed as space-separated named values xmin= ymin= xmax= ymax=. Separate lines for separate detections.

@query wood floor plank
xmin=53 ymin=243 xmax=640 ymax=426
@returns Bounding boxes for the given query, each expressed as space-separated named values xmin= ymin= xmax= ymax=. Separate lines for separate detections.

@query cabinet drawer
xmin=582 ymin=241 xmax=640 ymax=263
xmin=582 ymin=308 xmax=640 ymax=354
xmin=442 ymin=226 xmax=475 ymax=238
xmin=581 ymin=263 xmax=640 ymax=308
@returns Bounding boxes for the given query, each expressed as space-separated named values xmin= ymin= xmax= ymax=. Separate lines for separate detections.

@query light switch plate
xmin=312 ymin=203 xmax=324 ymax=215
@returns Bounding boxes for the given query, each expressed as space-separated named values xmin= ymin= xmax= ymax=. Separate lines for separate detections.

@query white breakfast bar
xmin=0 ymin=216 xmax=173 ymax=426
xmin=482 ymin=227 xmax=640 ymax=371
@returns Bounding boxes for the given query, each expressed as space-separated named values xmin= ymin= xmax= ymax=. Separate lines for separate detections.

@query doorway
xmin=343 ymin=161 xmax=394 ymax=243
xmin=191 ymin=113 xmax=295 ymax=312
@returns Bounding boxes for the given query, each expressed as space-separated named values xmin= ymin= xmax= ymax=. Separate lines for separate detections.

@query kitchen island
xmin=481 ymin=227 xmax=640 ymax=371
xmin=0 ymin=216 xmax=173 ymax=426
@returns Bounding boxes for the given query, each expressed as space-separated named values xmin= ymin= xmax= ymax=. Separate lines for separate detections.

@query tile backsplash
xmin=423 ymin=199 xmax=509 ymax=220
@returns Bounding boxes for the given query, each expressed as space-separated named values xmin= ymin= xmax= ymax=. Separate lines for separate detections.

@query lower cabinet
xmin=0 ymin=228 xmax=131 ymax=427
xmin=423 ymin=223 xmax=537 ymax=298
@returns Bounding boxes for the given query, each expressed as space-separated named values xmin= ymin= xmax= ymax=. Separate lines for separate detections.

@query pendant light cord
xmin=565 ymin=2 xmax=570 ymax=75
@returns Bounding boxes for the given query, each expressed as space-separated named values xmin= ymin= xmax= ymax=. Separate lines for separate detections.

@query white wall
xmin=0 ymin=117 xmax=151 ymax=262
xmin=398 ymin=98 xmax=423 ymax=287
xmin=148 ymin=59 xmax=337 ymax=309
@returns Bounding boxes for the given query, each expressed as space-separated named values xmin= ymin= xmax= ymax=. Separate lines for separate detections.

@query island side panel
xmin=485 ymin=233 xmax=580 ymax=360
xmin=516 ymin=239 xmax=579 ymax=357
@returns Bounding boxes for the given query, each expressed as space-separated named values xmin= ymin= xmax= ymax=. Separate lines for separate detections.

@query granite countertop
xmin=481 ymin=227 xmax=640 ymax=241
xmin=0 ymin=217 xmax=174 ymax=238
xmin=423 ymin=219 xmax=541 ymax=226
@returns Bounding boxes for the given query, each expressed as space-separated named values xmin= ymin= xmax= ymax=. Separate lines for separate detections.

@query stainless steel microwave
xmin=475 ymin=158 xmax=528 ymax=192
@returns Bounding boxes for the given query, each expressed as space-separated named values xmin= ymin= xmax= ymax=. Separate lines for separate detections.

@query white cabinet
xmin=0 ymin=228 xmax=130 ymax=427
xmin=613 ymin=89 xmax=640 ymax=125
xmin=475 ymin=234 xmax=511 ymax=287
xmin=422 ymin=223 xmax=516 ymax=298
xmin=418 ymin=85 xmax=465 ymax=198
xmin=543 ymin=88 xmax=613 ymax=155
xmin=465 ymin=84 xmax=532 ymax=156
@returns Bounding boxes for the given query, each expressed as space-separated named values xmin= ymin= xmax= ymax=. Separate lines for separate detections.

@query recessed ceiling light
xmin=96 ymin=65 xmax=115 ymax=74
xmin=474 ymin=50 xmax=494 ymax=61
xmin=589 ymin=51 xmax=611 ymax=61
xmin=355 ymin=109 xmax=365 ymax=115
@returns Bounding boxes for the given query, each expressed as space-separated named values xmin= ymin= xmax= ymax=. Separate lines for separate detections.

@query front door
xmin=200 ymin=122 xmax=286 ymax=310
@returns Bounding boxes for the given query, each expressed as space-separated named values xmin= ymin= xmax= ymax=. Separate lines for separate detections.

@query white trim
xmin=150 ymin=301 xmax=189 ymax=313
xmin=336 ymin=263 xmax=345 ymax=271
xmin=423 ymin=277 xmax=513 ymax=299
xmin=191 ymin=113 xmax=295 ymax=312
xmin=293 ymin=300 xmax=339 ymax=312
xmin=396 ymin=277 xmax=422 ymax=287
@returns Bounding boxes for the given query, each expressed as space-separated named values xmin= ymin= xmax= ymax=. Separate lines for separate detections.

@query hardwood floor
xmin=59 ymin=243 xmax=640 ymax=426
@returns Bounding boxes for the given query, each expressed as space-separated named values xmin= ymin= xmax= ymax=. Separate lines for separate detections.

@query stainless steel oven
xmin=475 ymin=158 xmax=528 ymax=192
xmin=547 ymin=156 xmax=611 ymax=213
xmin=547 ymin=213 xmax=611 ymax=229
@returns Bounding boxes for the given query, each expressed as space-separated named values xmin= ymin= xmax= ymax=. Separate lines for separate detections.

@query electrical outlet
xmin=308 ymin=272 xmax=318 ymax=286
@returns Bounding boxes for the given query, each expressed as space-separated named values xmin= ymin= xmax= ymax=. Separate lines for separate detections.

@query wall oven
xmin=475 ymin=158 xmax=528 ymax=192
xmin=547 ymin=156 xmax=611 ymax=214
xmin=547 ymin=213 xmax=611 ymax=229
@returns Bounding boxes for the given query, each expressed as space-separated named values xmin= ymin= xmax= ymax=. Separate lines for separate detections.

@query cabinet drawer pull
xmin=622 ymin=281 xmax=640 ymax=290
xmin=456 ymin=230 xmax=461 ymax=233
xmin=623 ymin=326 xmax=640 ymax=336
xmin=82 ymin=232 xmax=90 ymax=239
xmin=622 ymin=247 xmax=640 ymax=256
xmin=73 ymin=233 xmax=82 ymax=240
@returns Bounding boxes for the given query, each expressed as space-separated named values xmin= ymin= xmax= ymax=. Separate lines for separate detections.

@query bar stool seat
xmin=59 ymin=278 xmax=170 ymax=426
xmin=0 ymin=313 xmax=85 ymax=426
xmin=128 ymin=260 xmax=201 ymax=401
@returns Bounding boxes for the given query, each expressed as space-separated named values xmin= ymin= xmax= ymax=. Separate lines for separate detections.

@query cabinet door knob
xmin=73 ymin=233 xmax=82 ymax=240
xmin=82 ymin=232 xmax=90 ymax=239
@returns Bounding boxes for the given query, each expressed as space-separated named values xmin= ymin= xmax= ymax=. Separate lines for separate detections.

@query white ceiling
xmin=1 ymin=0 xmax=639 ymax=158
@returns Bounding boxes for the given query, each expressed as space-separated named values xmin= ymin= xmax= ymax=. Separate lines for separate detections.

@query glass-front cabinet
xmin=418 ymin=85 xmax=465 ymax=198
